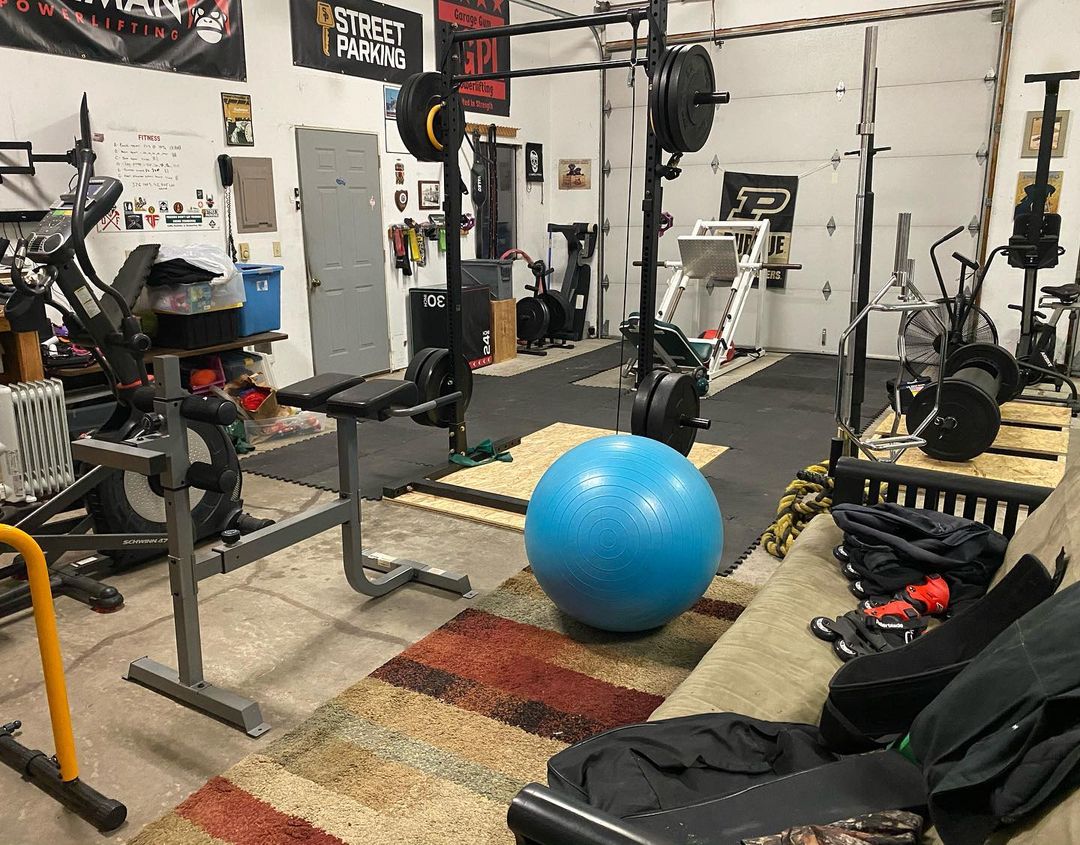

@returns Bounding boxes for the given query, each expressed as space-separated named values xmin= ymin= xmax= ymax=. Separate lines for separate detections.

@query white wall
xmin=0 ymin=0 xmax=556 ymax=384
xmin=979 ymin=0 xmax=1080 ymax=350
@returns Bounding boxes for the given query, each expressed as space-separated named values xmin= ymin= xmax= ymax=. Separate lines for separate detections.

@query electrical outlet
xmin=238 ymin=242 xmax=251 ymax=261
xmin=272 ymin=241 xmax=282 ymax=257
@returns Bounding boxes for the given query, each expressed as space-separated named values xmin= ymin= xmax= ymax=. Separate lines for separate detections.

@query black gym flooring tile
xmin=242 ymin=344 xmax=894 ymax=570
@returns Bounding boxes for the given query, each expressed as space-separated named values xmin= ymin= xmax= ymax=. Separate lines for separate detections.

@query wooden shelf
xmin=51 ymin=331 xmax=289 ymax=377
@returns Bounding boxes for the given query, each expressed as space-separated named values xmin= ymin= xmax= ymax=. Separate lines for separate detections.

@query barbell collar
xmin=693 ymin=91 xmax=730 ymax=105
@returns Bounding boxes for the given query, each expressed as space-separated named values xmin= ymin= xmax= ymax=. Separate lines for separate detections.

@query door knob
xmin=310 ymin=277 xmax=322 ymax=289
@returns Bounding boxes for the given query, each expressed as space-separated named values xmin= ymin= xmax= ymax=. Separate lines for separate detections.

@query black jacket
xmin=909 ymin=580 xmax=1080 ymax=844
xmin=832 ymin=503 xmax=1007 ymax=607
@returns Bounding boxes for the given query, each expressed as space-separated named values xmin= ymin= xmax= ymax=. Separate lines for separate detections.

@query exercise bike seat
xmin=278 ymin=373 xmax=367 ymax=411
xmin=326 ymin=380 xmax=420 ymax=421
xmin=1041 ymin=283 xmax=1080 ymax=303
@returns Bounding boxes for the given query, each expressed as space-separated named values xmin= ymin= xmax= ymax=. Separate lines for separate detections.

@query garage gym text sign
xmin=0 ymin=0 xmax=247 ymax=80
xmin=719 ymin=171 xmax=800 ymax=289
xmin=291 ymin=0 xmax=423 ymax=84
xmin=435 ymin=0 xmax=510 ymax=117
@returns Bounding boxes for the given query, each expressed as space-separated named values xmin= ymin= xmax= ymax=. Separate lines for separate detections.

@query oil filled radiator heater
xmin=0 ymin=380 xmax=74 ymax=505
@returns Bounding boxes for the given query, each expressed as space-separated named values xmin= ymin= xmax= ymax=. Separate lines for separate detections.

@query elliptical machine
xmin=0 ymin=100 xmax=267 ymax=617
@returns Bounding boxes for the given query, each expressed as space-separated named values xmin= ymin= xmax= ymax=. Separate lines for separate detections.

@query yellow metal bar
xmin=0 ymin=525 xmax=79 ymax=782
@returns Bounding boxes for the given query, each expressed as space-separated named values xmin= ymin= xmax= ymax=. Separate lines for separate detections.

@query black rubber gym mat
xmin=243 ymin=347 xmax=895 ymax=571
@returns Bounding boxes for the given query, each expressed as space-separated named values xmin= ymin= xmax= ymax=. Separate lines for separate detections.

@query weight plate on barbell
xmin=411 ymin=347 xmax=473 ymax=428
xmin=906 ymin=380 xmax=1000 ymax=462
xmin=516 ymin=297 xmax=550 ymax=343
xmin=656 ymin=44 xmax=718 ymax=154
xmin=631 ymin=370 xmax=702 ymax=456
xmin=943 ymin=342 xmax=1020 ymax=405
xmin=649 ymin=47 xmax=679 ymax=151
xmin=396 ymin=72 xmax=461 ymax=162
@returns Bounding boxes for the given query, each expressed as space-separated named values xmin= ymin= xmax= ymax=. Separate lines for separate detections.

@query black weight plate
xmin=631 ymin=369 xmax=665 ymax=440
xmin=405 ymin=346 xmax=441 ymax=386
xmin=540 ymin=290 xmax=572 ymax=336
xmin=943 ymin=342 xmax=1020 ymax=404
xmin=632 ymin=370 xmax=700 ymax=456
xmin=649 ymin=48 xmax=678 ymax=151
xmin=414 ymin=348 xmax=474 ymax=428
xmin=907 ymin=380 xmax=1000 ymax=462
xmin=397 ymin=72 xmax=457 ymax=162
xmin=663 ymin=44 xmax=716 ymax=153
xmin=517 ymin=297 xmax=550 ymax=343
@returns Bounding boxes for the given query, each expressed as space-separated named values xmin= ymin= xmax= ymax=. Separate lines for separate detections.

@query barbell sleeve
xmin=693 ymin=91 xmax=731 ymax=105
xmin=681 ymin=417 xmax=712 ymax=430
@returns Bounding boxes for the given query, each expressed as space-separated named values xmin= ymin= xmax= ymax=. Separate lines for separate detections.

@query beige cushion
xmin=651 ymin=514 xmax=849 ymax=724
xmin=995 ymin=462 xmax=1080 ymax=588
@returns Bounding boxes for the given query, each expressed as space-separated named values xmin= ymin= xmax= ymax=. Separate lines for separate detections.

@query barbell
xmin=906 ymin=342 xmax=1021 ymax=461
xmin=396 ymin=45 xmax=728 ymax=162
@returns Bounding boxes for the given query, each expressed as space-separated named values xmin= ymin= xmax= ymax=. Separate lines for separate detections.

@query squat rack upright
xmin=436 ymin=0 xmax=671 ymax=461
xmin=385 ymin=0 xmax=727 ymax=514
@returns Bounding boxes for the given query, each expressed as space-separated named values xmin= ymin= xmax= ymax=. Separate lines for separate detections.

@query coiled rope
xmin=760 ymin=462 xmax=833 ymax=559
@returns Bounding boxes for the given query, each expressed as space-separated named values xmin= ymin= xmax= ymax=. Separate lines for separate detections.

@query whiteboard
xmin=94 ymin=130 xmax=219 ymax=235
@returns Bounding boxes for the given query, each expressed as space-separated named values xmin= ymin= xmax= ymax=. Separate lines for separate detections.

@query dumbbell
xmin=905 ymin=342 xmax=1021 ymax=461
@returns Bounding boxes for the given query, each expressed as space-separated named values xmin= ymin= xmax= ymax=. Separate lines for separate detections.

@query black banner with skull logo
xmin=0 ymin=0 xmax=246 ymax=81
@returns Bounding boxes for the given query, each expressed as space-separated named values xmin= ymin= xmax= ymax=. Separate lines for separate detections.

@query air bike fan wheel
xmin=84 ymin=420 xmax=242 ymax=568
xmin=902 ymin=298 xmax=998 ymax=378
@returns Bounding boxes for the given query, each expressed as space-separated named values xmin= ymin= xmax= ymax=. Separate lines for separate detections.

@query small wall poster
xmin=557 ymin=159 xmax=591 ymax=190
xmin=1015 ymin=171 xmax=1064 ymax=214
xmin=222 ymin=93 xmax=254 ymax=146
xmin=1021 ymin=110 xmax=1069 ymax=159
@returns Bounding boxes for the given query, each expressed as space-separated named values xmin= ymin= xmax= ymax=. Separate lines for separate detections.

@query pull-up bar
xmin=449 ymin=7 xmax=646 ymax=42
xmin=453 ymin=58 xmax=636 ymax=84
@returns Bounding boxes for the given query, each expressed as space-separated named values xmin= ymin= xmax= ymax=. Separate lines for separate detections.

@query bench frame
xmin=125 ymin=362 xmax=475 ymax=737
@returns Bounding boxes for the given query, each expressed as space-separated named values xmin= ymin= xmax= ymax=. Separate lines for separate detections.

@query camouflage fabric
xmin=742 ymin=810 xmax=924 ymax=845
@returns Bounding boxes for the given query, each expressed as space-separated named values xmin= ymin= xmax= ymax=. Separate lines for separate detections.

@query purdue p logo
xmin=732 ymin=187 xmax=792 ymax=220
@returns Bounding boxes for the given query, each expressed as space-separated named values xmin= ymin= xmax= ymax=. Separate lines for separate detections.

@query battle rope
xmin=760 ymin=462 xmax=833 ymax=559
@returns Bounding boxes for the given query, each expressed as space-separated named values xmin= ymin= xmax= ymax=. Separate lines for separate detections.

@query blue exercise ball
xmin=524 ymin=435 xmax=723 ymax=632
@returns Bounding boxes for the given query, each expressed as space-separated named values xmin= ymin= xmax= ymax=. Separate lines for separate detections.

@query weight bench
xmin=126 ymin=365 xmax=474 ymax=738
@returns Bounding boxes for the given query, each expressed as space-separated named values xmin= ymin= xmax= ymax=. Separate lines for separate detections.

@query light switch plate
xmin=238 ymin=243 xmax=251 ymax=261
xmin=272 ymin=241 xmax=282 ymax=257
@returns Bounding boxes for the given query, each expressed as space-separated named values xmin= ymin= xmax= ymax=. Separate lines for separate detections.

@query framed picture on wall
xmin=418 ymin=180 xmax=441 ymax=210
xmin=1021 ymin=110 xmax=1069 ymax=158
xmin=557 ymin=159 xmax=592 ymax=190
xmin=221 ymin=93 xmax=254 ymax=147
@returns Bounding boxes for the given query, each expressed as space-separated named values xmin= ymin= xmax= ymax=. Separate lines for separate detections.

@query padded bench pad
xmin=277 ymin=373 xmax=367 ymax=411
xmin=326 ymin=379 xmax=420 ymax=420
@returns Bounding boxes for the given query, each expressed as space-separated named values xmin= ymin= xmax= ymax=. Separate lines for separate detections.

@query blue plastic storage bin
xmin=236 ymin=263 xmax=283 ymax=337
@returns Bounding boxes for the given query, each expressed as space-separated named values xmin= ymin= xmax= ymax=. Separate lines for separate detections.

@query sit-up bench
xmin=126 ymin=368 xmax=475 ymax=738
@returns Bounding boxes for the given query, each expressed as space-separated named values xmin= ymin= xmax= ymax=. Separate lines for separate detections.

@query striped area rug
xmin=130 ymin=569 xmax=758 ymax=845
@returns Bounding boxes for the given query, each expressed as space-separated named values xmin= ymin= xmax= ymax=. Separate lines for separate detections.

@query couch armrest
xmin=507 ymin=785 xmax=672 ymax=845
xmin=832 ymin=457 xmax=1051 ymax=538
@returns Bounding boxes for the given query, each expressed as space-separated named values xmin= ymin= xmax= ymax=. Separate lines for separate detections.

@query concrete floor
xmin=0 ymin=474 xmax=530 ymax=844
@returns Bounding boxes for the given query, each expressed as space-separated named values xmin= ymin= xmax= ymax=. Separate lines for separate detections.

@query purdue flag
xmin=719 ymin=171 xmax=799 ymax=288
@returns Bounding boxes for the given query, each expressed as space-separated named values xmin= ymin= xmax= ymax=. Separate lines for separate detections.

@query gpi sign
xmin=435 ymin=0 xmax=510 ymax=116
